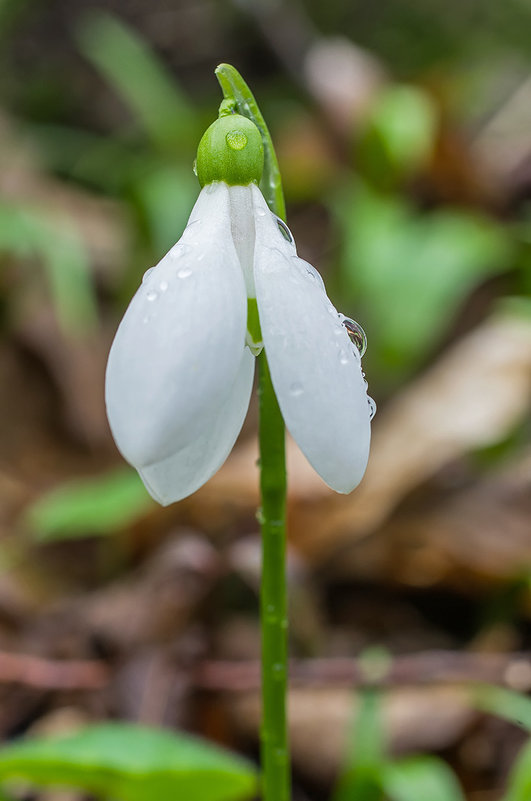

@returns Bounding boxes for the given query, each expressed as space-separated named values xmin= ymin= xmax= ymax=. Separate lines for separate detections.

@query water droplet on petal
xmin=159 ymin=280 xmax=168 ymax=292
xmin=273 ymin=214 xmax=295 ymax=244
xmin=338 ymin=348 xmax=350 ymax=365
xmin=289 ymin=382 xmax=304 ymax=397
xmin=142 ymin=267 xmax=154 ymax=283
xmin=146 ymin=291 xmax=157 ymax=301
xmin=256 ymin=206 xmax=266 ymax=217
xmin=297 ymin=260 xmax=325 ymax=289
xmin=170 ymin=242 xmax=192 ymax=260
xmin=177 ymin=268 xmax=192 ymax=279
xmin=340 ymin=315 xmax=367 ymax=357
xmin=368 ymin=396 xmax=377 ymax=420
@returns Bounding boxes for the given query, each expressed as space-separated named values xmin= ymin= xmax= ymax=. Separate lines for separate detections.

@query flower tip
xmin=139 ymin=471 xmax=173 ymax=506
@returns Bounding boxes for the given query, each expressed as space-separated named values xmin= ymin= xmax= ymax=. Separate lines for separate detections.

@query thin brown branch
xmin=194 ymin=651 xmax=531 ymax=692
xmin=0 ymin=651 xmax=109 ymax=690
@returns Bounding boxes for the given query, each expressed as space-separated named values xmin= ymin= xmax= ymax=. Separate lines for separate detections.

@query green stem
xmin=258 ymin=352 xmax=288 ymax=801
xmin=214 ymin=64 xmax=290 ymax=801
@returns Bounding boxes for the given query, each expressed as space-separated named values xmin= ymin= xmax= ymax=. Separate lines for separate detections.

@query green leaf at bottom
xmin=0 ymin=723 xmax=257 ymax=801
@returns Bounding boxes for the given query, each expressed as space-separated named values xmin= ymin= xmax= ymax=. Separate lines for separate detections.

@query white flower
xmin=105 ymin=182 xmax=372 ymax=505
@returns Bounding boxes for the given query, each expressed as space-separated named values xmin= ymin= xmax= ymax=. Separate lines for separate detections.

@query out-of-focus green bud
xmin=196 ymin=113 xmax=264 ymax=187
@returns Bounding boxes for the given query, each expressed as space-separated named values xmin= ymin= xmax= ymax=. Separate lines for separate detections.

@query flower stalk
xmin=258 ymin=351 xmax=289 ymax=801
xmin=216 ymin=63 xmax=291 ymax=801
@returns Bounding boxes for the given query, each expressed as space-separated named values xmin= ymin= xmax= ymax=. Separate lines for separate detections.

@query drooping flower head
xmin=105 ymin=110 xmax=373 ymax=505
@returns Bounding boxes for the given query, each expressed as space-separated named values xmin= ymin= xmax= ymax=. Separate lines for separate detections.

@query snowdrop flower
xmin=106 ymin=113 xmax=372 ymax=505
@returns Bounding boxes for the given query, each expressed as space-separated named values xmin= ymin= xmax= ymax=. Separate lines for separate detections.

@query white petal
xmin=106 ymin=182 xmax=248 ymax=484
xmin=228 ymin=185 xmax=256 ymax=297
xmin=139 ymin=348 xmax=254 ymax=504
xmin=251 ymin=184 xmax=371 ymax=493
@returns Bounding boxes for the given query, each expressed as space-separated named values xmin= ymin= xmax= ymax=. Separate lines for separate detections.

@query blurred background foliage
xmin=1 ymin=1 xmax=531 ymax=799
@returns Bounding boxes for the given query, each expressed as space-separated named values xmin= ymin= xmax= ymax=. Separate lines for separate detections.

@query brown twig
xmin=0 ymin=651 xmax=109 ymax=690
xmin=194 ymin=651 xmax=531 ymax=692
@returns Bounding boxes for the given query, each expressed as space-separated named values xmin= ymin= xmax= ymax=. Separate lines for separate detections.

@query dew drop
xmin=226 ymin=130 xmax=248 ymax=150
xmin=340 ymin=315 xmax=367 ymax=357
xmin=177 ymin=268 xmax=192 ymax=279
xmin=289 ymin=382 xmax=304 ymax=397
xmin=273 ymin=214 xmax=294 ymax=244
xmin=142 ymin=267 xmax=154 ymax=283
xmin=146 ymin=291 xmax=157 ymax=302
xmin=368 ymin=396 xmax=377 ymax=420
xmin=159 ymin=280 xmax=168 ymax=292
xmin=297 ymin=260 xmax=324 ymax=288
xmin=256 ymin=206 xmax=267 ymax=217
xmin=170 ymin=242 xmax=192 ymax=259
xmin=338 ymin=348 xmax=350 ymax=365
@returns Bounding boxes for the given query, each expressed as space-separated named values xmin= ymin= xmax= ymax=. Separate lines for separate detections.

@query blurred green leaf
xmin=0 ymin=723 xmax=257 ymax=801
xmin=471 ymin=684 xmax=531 ymax=731
xmin=382 ymin=756 xmax=466 ymax=801
xmin=332 ymin=689 xmax=385 ymax=801
xmin=31 ymin=124 xmax=146 ymax=193
xmin=0 ymin=202 xmax=97 ymax=334
xmin=77 ymin=12 xmax=198 ymax=153
xmin=133 ymin=164 xmax=198 ymax=254
xmin=336 ymin=182 xmax=512 ymax=382
xmin=358 ymin=85 xmax=437 ymax=187
xmin=26 ymin=468 xmax=153 ymax=542
xmin=39 ymin=227 xmax=98 ymax=335
xmin=504 ymin=738 xmax=531 ymax=801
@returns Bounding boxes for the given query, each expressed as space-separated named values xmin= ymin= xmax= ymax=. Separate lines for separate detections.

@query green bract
xmin=196 ymin=114 xmax=264 ymax=187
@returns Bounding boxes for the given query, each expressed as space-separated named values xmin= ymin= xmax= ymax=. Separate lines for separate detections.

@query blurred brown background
xmin=1 ymin=1 xmax=531 ymax=798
